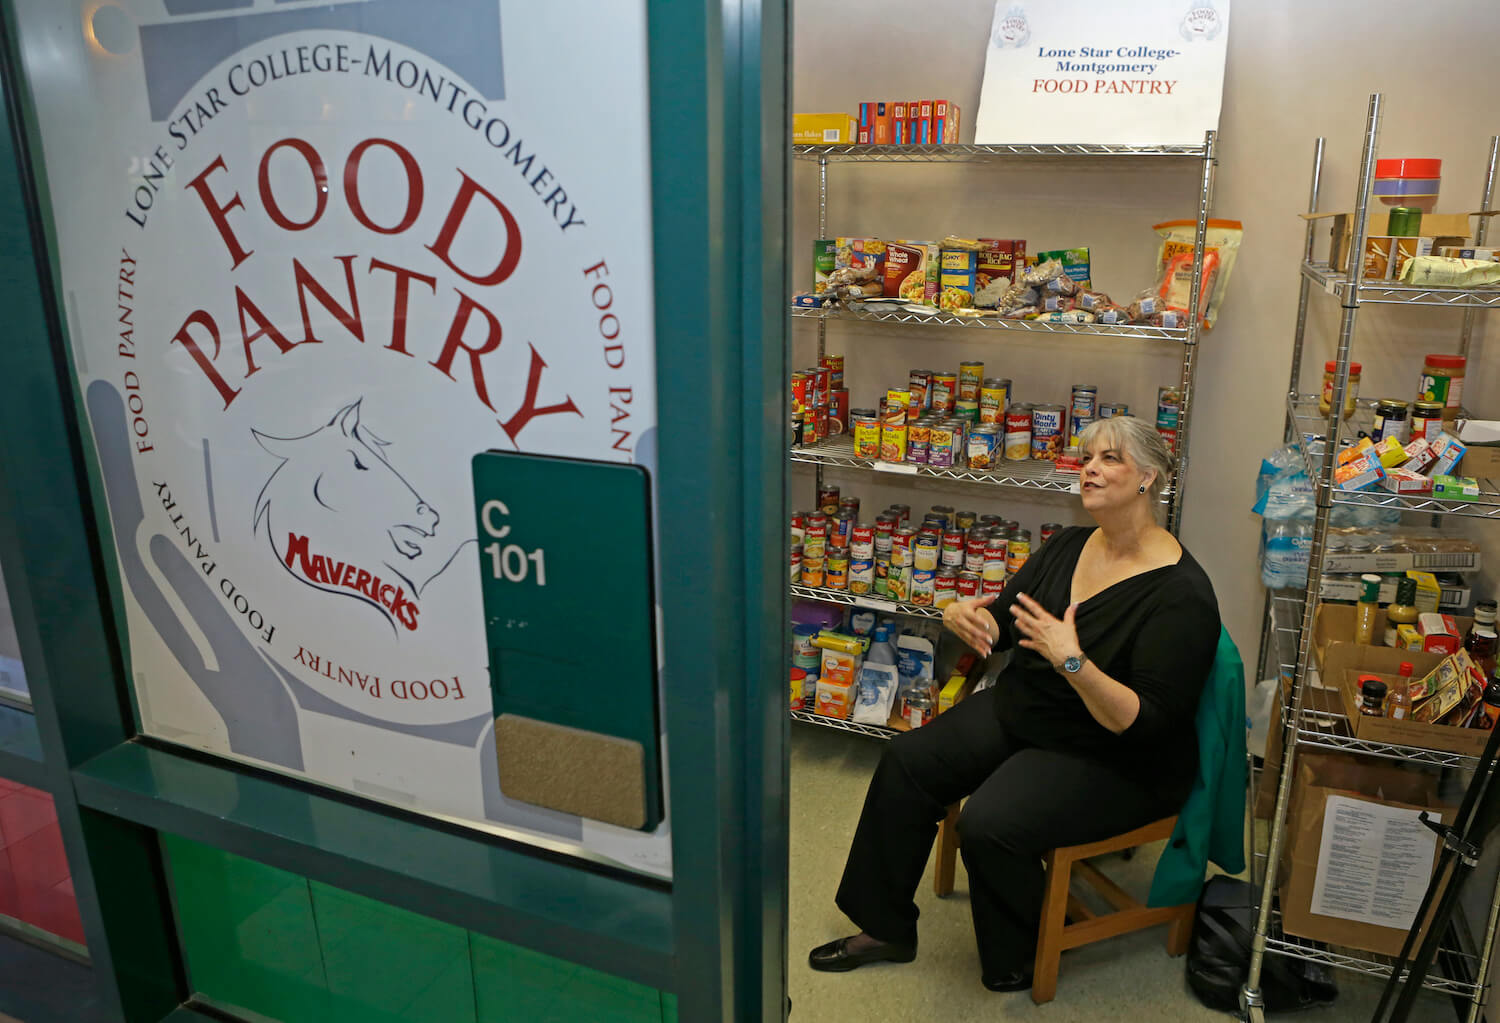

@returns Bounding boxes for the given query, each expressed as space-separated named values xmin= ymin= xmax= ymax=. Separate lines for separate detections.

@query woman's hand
xmin=943 ymin=594 xmax=999 ymax=656
xmin=1010 ymin=593 xmax=1082 ymax=671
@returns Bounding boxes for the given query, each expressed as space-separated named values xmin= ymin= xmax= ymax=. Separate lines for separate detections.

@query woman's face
xmin=1079 ymin=436 xmax=1151 ymax=515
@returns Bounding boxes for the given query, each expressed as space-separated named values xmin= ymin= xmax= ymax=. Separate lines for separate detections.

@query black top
xmin=987 ymin=526 xmax=1220 ymax=803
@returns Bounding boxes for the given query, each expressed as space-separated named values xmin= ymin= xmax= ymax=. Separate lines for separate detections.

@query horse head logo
xmin=253 ymin=400 xmax=462 ymax=633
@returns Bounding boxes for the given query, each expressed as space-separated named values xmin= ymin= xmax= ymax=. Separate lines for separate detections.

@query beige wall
xmin=792 ymin=0 xmax=1500 ymax=666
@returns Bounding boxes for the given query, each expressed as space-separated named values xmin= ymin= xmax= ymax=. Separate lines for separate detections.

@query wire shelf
xmin=792 ymin=142 xmax=1211 ymax=162
xmin=1303 ymin=261 xmax=1500 ymax=309
xmin=790 ymin=434 xmax=1090 ymax=494
xmin=1287 ymin=394 xmax=1500 ymax=520
xmin=790 ymin=709 xmax=899 ymax=740
xmin=1265 ymin=908 xmax=1485 ymax=1000
xmin=790 ymin=303 xmax=1191 ymax=342
xmin=789 ymin=584 xmax=944 ymax=620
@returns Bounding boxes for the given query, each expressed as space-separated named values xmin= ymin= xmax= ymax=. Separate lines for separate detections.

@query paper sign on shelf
xmin=975 ymin=1 xmax=1230 ymax=146
xmin=1310 ymin=795 xmax=1440 ymax=931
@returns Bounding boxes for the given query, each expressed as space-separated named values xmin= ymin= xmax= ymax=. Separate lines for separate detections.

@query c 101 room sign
xmin=975 ymin=1 xmax=1230 ymax=146
xmin=14 ymin=0 xmax=668 ymax=876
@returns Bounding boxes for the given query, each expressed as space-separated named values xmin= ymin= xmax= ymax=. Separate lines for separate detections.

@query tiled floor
xmin=0 ymin=781 xmax=84 ymax=947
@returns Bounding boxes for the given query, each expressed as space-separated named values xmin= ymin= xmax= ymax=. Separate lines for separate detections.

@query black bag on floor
xmin=1186 ymin=875 xmax=1339 ymax=1013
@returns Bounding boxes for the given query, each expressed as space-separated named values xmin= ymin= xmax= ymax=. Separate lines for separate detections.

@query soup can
xmin=1070 ymin=413 xmax=1095 ymax=447
xmin=839 ymin=496 xmax=860 ymax=521
xmin=873 ymin=559 xmax=890 ymax=597
xmin=979 ymin=378 xmax=1010 ymax=424
xmin=886 ymin=562 xmax=909 ymax=602
xmin=967 ymin=425 xmax=999 ymax=469
xmin=931 ymin=373 xmax=958 ymax=413
xmin=914 ymin=536 xmax=940 ymax=571
xmin=928 ymin=423 xmax=955 ymax=467
xmin=789 ymin=544 xmax=803 ymax=583
xmin=1157 ymin=426 xmax=1179 ymax=455
xmin=1030 ymin=404 xmax=1065 ymax=461
xmin=941 ymin=530 xmax=965 ymax=568
xmin=790 ymin=511 xmax=806 ymax=546
xmin=1007 ymin=529 xmax=1032 ymax=576
xmin=981 ymin=575 xmax=1004 ymax=596
xmin=956 ymin=510 xmax=977 ymax=530
xmin=910 ymin=569 xmax=936 ymax=607
xmin=1070 ymin=384 xmax=1098 ymax=420
xmin=929 ymin=505 xmax=953 ymax=526
xmin=1004 ymin=406 xmax=1033 ymax=461
xmin=889 ymin=504 xmax=911 ymax=525
xmin=826 ymin=553 xmax=849 ymax=591
xmin=850 ymin=523 xmax=875 ymax=560
xmin=965 ymin=530 xmax=989 ymax=573
xmin=817 ymin=484 xmax=840 ymax=517
xmin=1040 ymin=522 xmax=1061 ymax=545
xmin=829 ymin=514 xmax=852 ymax=550
xmin=982 ymin=538 xmax=1008 ymax=583
xmin=791 ymin=372 xmax=810 ymax=415
xmin=803 ymin=522 xmax=827 ymax=560
xmin=874 ymin=515 xmax=897 ymax=555
xmin=957 ymin=571 xmax=982 ymax=599
xmin=892 ymin=527 xmax=917 ymax=567
xmin=958 ymin=361 xmax=985 ymax=402
xmin=1098 ymin=401 xmax=1128 ymax=419
xmin=848 ymin=558 xmax=874 ymax=595
xmin=800 ymin=557 xmax=824 ymax=588
xmin=908 ymin=370 xmax=931 ymax=412
xmin=935 ymin=569 xmax=959 ymax=608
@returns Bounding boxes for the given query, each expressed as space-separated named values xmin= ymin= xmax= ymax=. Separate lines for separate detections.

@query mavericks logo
xmin=253 ymin=400 xmax=465 ymax=633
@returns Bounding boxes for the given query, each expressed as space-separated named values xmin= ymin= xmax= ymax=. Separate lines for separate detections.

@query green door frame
xmin=0 ymin=0 xmax=790 ymax=1019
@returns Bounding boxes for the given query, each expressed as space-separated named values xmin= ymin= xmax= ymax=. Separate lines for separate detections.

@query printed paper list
xmin=1310 ymin=796 xmax=1439 ymax=930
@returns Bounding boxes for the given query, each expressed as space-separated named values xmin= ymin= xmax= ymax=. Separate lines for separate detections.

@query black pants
xmin=834 ymin=686 xmax=1177 ymax=978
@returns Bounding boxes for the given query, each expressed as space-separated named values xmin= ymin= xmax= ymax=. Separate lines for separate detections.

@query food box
xmin=977 ymin=239 xmax=1026 ymax=290
xmin=835 ymin=237 xmax=885 ymax=271
xmin=1381 ymin=467 xmax=1432 ymax=495
xmin=1278 ymin=751 xmax=1451 ymax=957
xmin=1433 ymin=475 xmax=1480 ymax=501
xmin=815 ymin=677 xmax=854 ymax=719
xmin=1317 ymin=573 xmax=1469 ymax=610
xmin=813 ymin=239 xmax=836 ymax=293
xmin=1429 ymin=433 xmax=1467 ymax=476
xmin=793 ymin=113 xmax=858 ymax=145
xmin=1333 ymin=454 xmax=1385 ymax=490
xmin=883 ymin=240 xmax=938 ymax=303
xmin=1312 ymin=603 xmax=1471 ymax=673
xmin=938 ymin=248 xmax=977 ymax=311
xmin=933 ymin=100 xmax=961 ymax=144
xmin=1319 ymin=529 xmax=1480 ymax=574
xmin=792 ymin=293 xmax=829 ymax=308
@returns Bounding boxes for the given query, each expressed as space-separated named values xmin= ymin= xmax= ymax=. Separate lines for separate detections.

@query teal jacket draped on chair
xmin=1148 ymin=626 xmax=1247 ymax=907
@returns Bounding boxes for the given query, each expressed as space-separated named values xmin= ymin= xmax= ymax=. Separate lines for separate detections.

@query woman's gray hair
xmin=1076 ymin=416 xmax=1176 ymax=511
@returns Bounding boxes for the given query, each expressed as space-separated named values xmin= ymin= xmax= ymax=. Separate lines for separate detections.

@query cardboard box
xmin=1311 ymin=603 xmax=1471 ymax=672
xmin=1319 ymin=530 xmax=1480 ymax=574
xmin=793 ymin=113 xmax=858 ymax=145
xmin=1279 ymin=751 xmax=1450 ymax=957
xmin=1336 ymin=667 xmax=1491 ymax=757
xmin=1254 ymin=684 xmax=1344 ymax=820
xmin=1460 ymin=445 xmax=1500 ymax=480
xmin=1317 ymin=573 xmax=1469 ymax=609
xmin=1303 ymin=210 xmax=1498 ymax=272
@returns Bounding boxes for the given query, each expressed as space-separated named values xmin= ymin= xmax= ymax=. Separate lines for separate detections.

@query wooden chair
xmin=933 ymin=810 xmax=1195 ymax=1004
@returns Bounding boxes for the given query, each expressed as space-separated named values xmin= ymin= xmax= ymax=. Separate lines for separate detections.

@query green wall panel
xmin=164 ymin=834 xmax=676 ymax=1022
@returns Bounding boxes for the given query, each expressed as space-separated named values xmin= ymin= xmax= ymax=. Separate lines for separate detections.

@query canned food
xmin=791 ymin=373 xmax=810 ymax=415
xmin=959 ymin=362 xmax=985 ymax=402
xmin=873 ymin=560 xmax=890 ymax=597
xmin=982 ymin=537 xmax=1008 ymax=583
xmin=979 ymin=378 xmax=1010 ymax=424
xmin=790 ymin=511 xmax=806 ymax=546
xmin=941 ymin=530 xmax=965 ymax=568
xmin=935 ymin=568 xmax=958 ymax=608
xmin=931 ymin=373 xmax=958 ymax=414
xmin=817 ymin=484 xmax=840 ymax=517
xmin=790 ymin=544 xmax=803 ymax=583
xmin=1004 ymin=405 xmax=1032 ymax=460
xmin=820 ymin=354 xmax=844 ymax=389
xmin=850 ymin=523 xmax=875 ymax=559
xmin=848 ymin=558 xmax=874 ymax=594
xmin=914 ymin=536 xmax=940 ymax=571
xmin=908 ymin=371 xmax=931 ymax=412
xmin=803 ymin=522 xmax=827 ymax=560
xmin=930 ymin=505 xmax=954 ymax=526
xmin=910 ymin=568 xmax=936 ymax=607
xmin=889 ymin=504 xmax=911 ymax=525
xmin=874 ymin=516 xmax=896 ymax=555
xmin=881 ymin=422 xmax=908 ymax=462
xmin=1070 ymin=384 xmax=1098 ymax=420
xmin=1031 ymin=404 xmax=1065 ymax=461
xmin=965 ymin=531 xmax=988 ymax=573
xmin=839 ymin=496 xmax=860 ymax=520
xmin=929 ymin=424 xmax=955 ymax=467
xmin=1157 ymin=426 xmax=1179 ymax=455
xmin=967 ymin=425 xmax=1000 ymax=469
xmin=1040 ymin=522 xmax=1061 ymax=545
xmin=833 ymin=514 xmax=856 ymax=550
xmin=812 ymin=366 xmax=831 ymax=407
xmin=893 ymin=527 xmax=917 ymax=567
xmin=981 ymin=576 xmax=1004 ymax=595
xmin=826 ymin=553 xmax=849 ymax=591
xmin=956 ymin=510 xmax=977 ymax=530
xmin=830 ymin=389 xmax=850 ymax=435
xmin=955 ymin=400 xmax=980 ymax=425
xmin=886 ymin=562 xmax=909 ymax=602
xmin=1007 ymin=530 xmax=1032 ymax=575
xmin=957 ymin=571 xmax=982 ymax=599
xmin=800 ymin=557 xmax=825 ymax=588
xmin=1070 ymin=413 xmax=1095 ymax=447
xmin=1098 ymin=401 xmax=1128 ymax=419
xmin=852 ymin=412 xmax=881 ymax=458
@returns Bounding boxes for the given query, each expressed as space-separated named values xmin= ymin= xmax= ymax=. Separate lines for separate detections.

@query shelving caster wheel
xmin=1238 ymin=984 xmax=1265 ymax=1023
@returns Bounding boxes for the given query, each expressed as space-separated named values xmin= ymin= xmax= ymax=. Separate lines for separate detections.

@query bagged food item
xmin=1094 ymin=305 xmax=1130 ymax=325
xmin=1400 ymin=255 xmax=1500 ymax=288
xmin=1021 ymin=258 xmax=1066 ymax=287
xmin=1032 ymin=247 xmax=1092 ymax=288
xmin=1040 ymin=294 xmax=1075 ymax=313
xmin=1074 ymin=290 xmax=1113 ymax=311
xmin=1128 ymin=289 xmax=1164 ymax=322
xmin=896 ymin=633 xmax=935 ymax=701
xmin=1042 ymin=274 xmax=1078 ymax=297
xmin=823 ymin=264 xmax=884 ymax=302
xmin=1041 ymin=309 xmax=1095 ymax=324
xmin=1151 ymin=219 xmax=1243 ymax=328
xmin=852 ymin=661 xmax=900 ymax=725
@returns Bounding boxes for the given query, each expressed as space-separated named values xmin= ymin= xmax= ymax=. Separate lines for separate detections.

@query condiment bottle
xmin=1354 ymin=574 xmax=1382 ymax=645
xmin=1387 ymin=676 xmax=1412 ymax=720
xmin=1476 ymin=675 xmax=1500 ymax=731
xmin=1465 ymin=600 xmax=1499 ymax=680
xmin=1384 ymin=577 xmax=1420 ymax=647
xmin=1320 ymin=361 xmax=1362 ymax=419
xmin=1359 ymin=679 xmax=1388 ymax=717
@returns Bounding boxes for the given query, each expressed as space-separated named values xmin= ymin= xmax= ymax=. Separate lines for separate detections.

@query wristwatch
xmin=1060 ymin=652 xmax=1087 ymax=675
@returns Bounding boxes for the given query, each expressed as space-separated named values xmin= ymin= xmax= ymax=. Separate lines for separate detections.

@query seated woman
xmin=808 ymin=415 xmax=1220 ymax=992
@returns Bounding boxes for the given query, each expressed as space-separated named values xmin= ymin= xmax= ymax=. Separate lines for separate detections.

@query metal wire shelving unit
xmin=789 ymin=133 xmax=1218 ymax=744
xmin=1245 ymin=94 xmax=1500 ymax=1023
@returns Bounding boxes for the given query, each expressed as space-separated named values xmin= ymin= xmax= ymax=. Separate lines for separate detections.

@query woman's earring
xmin=1138 ymin=484 xmax=1147 ymax=494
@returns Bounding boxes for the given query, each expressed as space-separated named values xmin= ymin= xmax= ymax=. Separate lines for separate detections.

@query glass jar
xmin=1320 ymin=360 xmax=1362 ymax=418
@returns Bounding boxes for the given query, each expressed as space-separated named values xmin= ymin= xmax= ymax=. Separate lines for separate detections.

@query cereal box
xmin=793 ymin=113 xmax=857 ymax=145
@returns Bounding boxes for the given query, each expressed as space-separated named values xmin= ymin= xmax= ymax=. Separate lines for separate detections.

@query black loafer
xmin=808 ymin=936 xmax=917 ymax=972
xmin=982 ymin=968 xmax=1034 ymax=992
